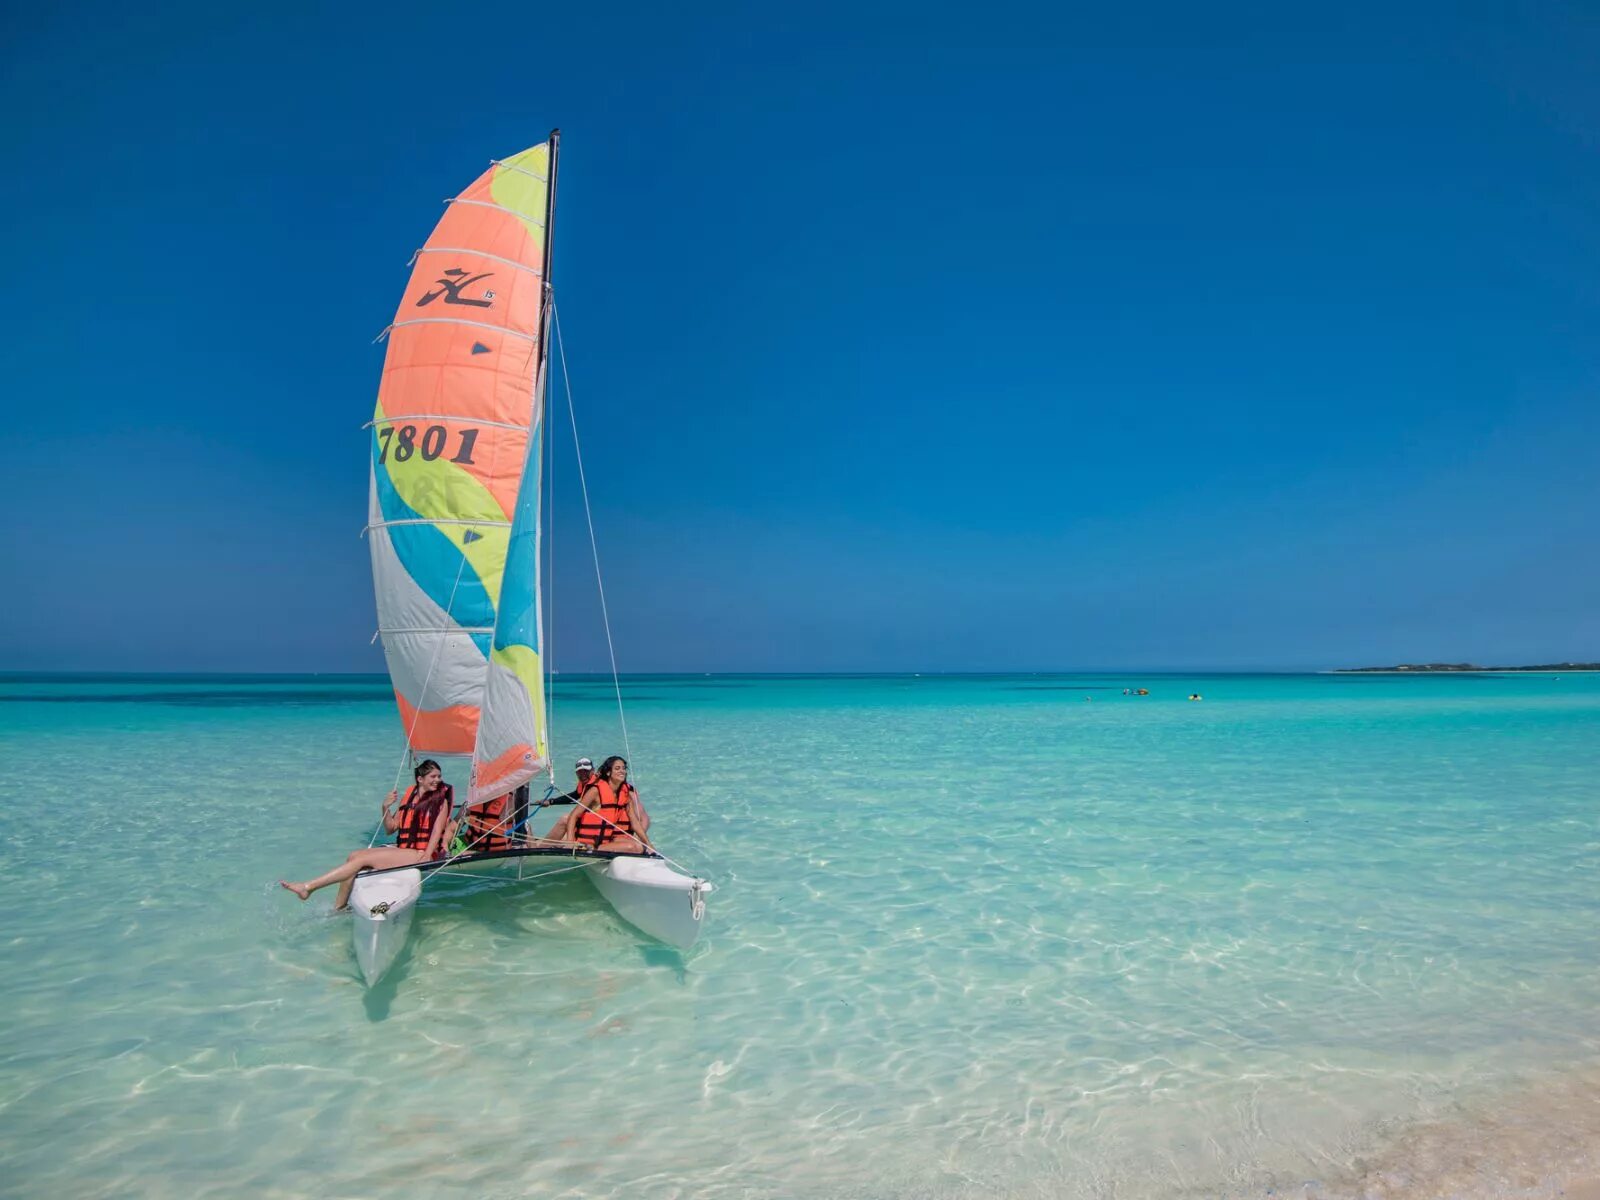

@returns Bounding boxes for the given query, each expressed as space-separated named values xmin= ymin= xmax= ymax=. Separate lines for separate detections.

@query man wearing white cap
xmin=539 ymin=758 xmax=595 ymax=842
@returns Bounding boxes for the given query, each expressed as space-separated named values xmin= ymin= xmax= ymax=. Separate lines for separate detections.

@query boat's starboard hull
xmin=586 ymin=856 xmax=713 ymax=951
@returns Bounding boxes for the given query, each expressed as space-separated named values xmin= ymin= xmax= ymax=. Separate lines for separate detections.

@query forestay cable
xmin=552 ymin=303 xmax=632 ymax=767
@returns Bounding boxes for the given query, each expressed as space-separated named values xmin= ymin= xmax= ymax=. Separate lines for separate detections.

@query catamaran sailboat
xmin=346 ymin=130 xmax=711 ymax=985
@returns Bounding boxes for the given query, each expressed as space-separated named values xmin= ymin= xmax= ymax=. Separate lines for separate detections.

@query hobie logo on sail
xmin=416 ymin=268 xmax=495 ymax=308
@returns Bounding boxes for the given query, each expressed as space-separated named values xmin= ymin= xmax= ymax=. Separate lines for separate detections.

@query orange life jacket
xmin=463 ymin=793 xmax=516 ymax=852
xmin=395 ymin=783 xmax=452 ymax=851
xmin=571 ymin=778 xmax=635 ymax=847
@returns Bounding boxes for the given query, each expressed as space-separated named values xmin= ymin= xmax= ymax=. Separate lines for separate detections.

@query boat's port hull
xmin=348 ymin=868 xmax=421 ymax=985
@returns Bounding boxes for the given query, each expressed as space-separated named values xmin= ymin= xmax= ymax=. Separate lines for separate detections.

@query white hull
xmin=348 ymin=868 xmax=421 ymax=985
xmin=339 ymin=849 xmax=711 ymax=982
xmin=586 ymin=855 xmax=713 ymax=951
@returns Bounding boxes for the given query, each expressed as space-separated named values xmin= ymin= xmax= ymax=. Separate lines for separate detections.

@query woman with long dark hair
xmin=549 ymin=755 xmax=651 ymax=853
xmin=280 ymin=760 xmax=456 ymax=910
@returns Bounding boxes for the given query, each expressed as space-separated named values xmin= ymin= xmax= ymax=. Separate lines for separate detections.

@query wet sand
xmin=1291 ymin=1062 xmax=1600 ymax=1200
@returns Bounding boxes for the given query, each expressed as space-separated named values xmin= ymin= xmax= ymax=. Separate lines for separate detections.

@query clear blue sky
xmin=3 ymin=2 xmax=1596 ymax=672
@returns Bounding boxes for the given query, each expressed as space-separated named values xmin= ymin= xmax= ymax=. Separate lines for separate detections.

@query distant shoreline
xmin=1335 ymin=662 xmax=1600 ymax=673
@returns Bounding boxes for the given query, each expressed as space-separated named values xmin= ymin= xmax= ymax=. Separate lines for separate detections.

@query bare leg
xmin=601 ymin=833 xmax=651 ymax=856
xmin=281 ymin=847 xmax=423 ymax=909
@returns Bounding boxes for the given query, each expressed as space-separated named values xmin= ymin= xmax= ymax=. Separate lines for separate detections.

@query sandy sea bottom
xmin=0 ymin=672 xmax=1597 ymax=1198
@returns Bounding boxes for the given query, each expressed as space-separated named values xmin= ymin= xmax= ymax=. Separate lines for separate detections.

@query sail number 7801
xmin=376 ymin=424 xmax=478 ymax=465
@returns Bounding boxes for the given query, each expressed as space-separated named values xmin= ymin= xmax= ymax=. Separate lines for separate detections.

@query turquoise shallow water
xmin=1 ymin=672 xmax=1598 ymax=1198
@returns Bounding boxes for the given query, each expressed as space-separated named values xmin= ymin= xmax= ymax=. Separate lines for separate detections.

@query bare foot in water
xmin=279 ymin=881 xmax=311 ymax=901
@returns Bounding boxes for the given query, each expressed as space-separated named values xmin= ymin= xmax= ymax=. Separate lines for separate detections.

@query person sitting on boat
xmin=536 ymin=758 xmax=597 ymax=839
xmin=544 ymin=757 xmax=595 ymax=809
xmin=550 ymin=755 xmax=651 ymax=853
xmin=279 ymin=760 xmax=455 ymax=910
xmin=383 ymin=760 xmax=456 ymax=845
xmin=459 ymin=788 xmax=520 ymax=852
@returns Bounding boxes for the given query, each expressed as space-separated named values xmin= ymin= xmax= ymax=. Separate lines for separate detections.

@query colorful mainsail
xmin=367 ymin=134 xmax=556 ymax=798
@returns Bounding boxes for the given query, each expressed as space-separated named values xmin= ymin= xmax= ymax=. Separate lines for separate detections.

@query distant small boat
xmin=340 ymin=131 xmax=710 ymax=985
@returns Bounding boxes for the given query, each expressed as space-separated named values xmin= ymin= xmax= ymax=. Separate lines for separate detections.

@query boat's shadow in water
xmin=361 ymin=937 xmax=418 ymax=1021
xmin=636 ymin=944 xmax=689 ymax=982
xmin=425 ymin=869 xmax=599 ymax=929
xmin=358 ymin=872 xmax=694 ymax=1015
xmin=456 ymin=878 xmax=697 ymax=977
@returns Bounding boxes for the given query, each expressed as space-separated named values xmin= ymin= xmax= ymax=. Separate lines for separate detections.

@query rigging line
xmin=442 ymin=782 xmax=699 ymax=880
xmin=419 ymin=794 xmax=599 ymax=878
xmin=552 ymin=303 xmax=632 ymax=769
xmin=547 ymin=306 xmax=703 ymax=884
xmin=558 ymin=792 xmax=704 ymax=879
xmin=427 ymin=861 xmax=588 ymax=883
xmin=369 ymin=552 xmax=472 ymax=848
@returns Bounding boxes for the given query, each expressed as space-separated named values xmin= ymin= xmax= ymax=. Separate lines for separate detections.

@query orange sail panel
xmin=368 ymin=138 xmax=553 ymax=780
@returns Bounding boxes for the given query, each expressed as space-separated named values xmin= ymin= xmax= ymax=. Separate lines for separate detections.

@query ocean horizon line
xmin=0 ymin=666 xmax=1443 ymax=680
